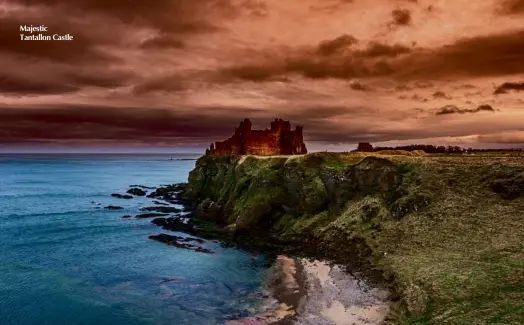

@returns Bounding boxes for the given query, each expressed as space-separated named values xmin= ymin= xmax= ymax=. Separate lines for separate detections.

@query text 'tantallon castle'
xmin=206 ymin=118 xmax=308 ymax=156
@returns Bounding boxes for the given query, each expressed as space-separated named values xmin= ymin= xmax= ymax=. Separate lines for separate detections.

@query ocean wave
xmin=2 ymin=209 xmax=103 ymax=219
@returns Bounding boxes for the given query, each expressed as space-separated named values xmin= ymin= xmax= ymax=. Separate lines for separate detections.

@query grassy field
xmin=188 ymin=152 xmax=524 ymax=325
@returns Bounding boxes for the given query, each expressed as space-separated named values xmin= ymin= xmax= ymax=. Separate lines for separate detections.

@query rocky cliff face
xmin=206 ymin=118 xmax=307 ymax=156
xmin=187 ymin=153 xmax=427 ymax=231
xmin=185 ymin=152 xmax=524 ymax=325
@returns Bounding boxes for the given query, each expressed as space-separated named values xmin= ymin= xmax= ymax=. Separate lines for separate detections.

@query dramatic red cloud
xmin=0 ymin=0 xmax=523 ymax=151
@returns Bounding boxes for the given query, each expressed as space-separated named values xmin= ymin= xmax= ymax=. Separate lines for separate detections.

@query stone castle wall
xmin=206 ymin=118 xmax=307 ymax=156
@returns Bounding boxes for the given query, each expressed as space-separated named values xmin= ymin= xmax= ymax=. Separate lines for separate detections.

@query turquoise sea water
xmin=0 ymin=154 xmax=270 ymax=325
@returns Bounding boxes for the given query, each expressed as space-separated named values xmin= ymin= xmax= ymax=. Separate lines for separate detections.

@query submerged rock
xmin=146 ymin=184 xmax=185 ymax=198
xmin=104 ymin=205 xmax=124 ymax=210
xmin=111 ymin=193 xmax=133 ymax=199
xmin=135 ymin=213 xmax=168 ymax=219
xmin=149 ymin=233 xmax=213 ymax=254
xmin=146 ymin=183 xmax=195 ymax=209
xmin=121 ymin=215 xmax=132 ymax=219
xmin=151 ymin=217 xmax=195 ymax=234
xmin=127 ymin=188 xmax=147 ymax=196
xmin=139 ymin=206 xmax=182 ymax=213
xmin=129 ymin=185 xmax=156 ymax=189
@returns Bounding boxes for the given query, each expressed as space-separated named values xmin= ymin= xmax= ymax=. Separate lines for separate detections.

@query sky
xmin=1 ymin=0 xmax=523 ymax=153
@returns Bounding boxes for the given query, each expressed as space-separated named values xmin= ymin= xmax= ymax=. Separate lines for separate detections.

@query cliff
xmin=206 ymin=118 xmax=307 ymax=156
xmin=186 ymin=152 xmax=524 ymax=325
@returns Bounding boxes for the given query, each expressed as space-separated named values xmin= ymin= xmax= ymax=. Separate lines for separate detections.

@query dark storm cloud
xmin=432 ymin=91 xmax=452 ymax=99
xmin=0 ymin=104 xmax=367 ymax=144
xmin=435 ymin=104 xmax=495 ymax=116
xmin=317 ymin=34 xmax=358 ymax=56
xmin=10 ymin=0 xmax=236 ymax=34
xmin=10 ymin=0 xmax=270 ymax=37
xmin=0 ymin=105 xmax=260 ymax=143
xmin=0 ymin=74 xmax=78 ymax=95
xmin=1 ymin=0 xmax=522 ymax=150
xmin=0 ymin=68 xmax=134 ymax=96
xmin=398 ymin=94 xmax=428 ymax=102
xmin=240 ymin=0 xmax=269 ymax=17
xmin=498 ymin=0 xmax=524 ymax=15
xmin=220 ymin=29 xmax=524 ymax=82
xmin=132 ymin=75 xmax=189 ymax=95
xmin=218 ymin=40 xmax=410 ymax=81
xmin=0 ymin=102 xmax=428 ymax=147
xmin=413 ymin=82 xmax=434 ymax=89
xmin=391 ymin=9 xmax=412 ymax=26
xmin=478 ymin=132 xmax=524 ymax=144
xmin=457 ymin=84 xmax=477 ymax=89
xmin=0 ymin=14 xmax=119 ymax=64
xmin=354 ymin=42 xmax=412 ymax=58
xmin=394 ymin=85 xmax=412 ymax=91
xmin=349 ymin=81 xmax=371 ymax=92
xmin=63 ymin=69 xmax=136 ymax=89
xmin=494 ymin=82 xmax=524 ymax=94
xmin=0 ymin=60 xmax=136 ymax=96
xmin=0 ymin=101 xmax=516 ymax=147
xmin=309 ymin=0 xmax=354 ymax=12
xmin=0 ymin=3 xmax=135 ymax=95
xmin=219 ymin=64 xmax=286 ymax=82
xmin=394 ymin=29 xmax=524 ymax=79
xmin=411 ymin=94 xmax=428 ymax=102
xmin=140 ymin=35 xmax=185 ymax=49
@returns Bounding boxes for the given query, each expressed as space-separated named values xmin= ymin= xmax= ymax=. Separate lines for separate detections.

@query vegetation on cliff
xmin=186 ymin=152 xmax=524 ymax=325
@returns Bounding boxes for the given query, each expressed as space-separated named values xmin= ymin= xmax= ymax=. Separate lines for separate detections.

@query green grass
xmin=188 ymin=152 xmax=524 ymax=325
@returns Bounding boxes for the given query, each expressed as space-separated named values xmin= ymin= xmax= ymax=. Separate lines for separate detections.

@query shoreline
xmin=226 ymin=256 xmax=390 ymax=325
xmin=225 ymin=256 xmax=304 ymax=325
xmin=133 ymin=182 xmax=392 ymax=325
xmin=294 ymin=258 xmax=390 ymax=325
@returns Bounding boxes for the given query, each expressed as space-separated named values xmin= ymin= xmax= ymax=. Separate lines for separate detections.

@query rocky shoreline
xmin=100 ymin=181 xmax=391 ymax=325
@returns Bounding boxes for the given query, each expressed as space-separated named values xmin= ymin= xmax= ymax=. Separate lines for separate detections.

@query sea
xmin=0 ymin=154 xmax=272 ymax=325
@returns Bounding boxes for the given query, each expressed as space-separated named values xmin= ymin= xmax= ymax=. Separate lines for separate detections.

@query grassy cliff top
xmin=189 ymin=151 xmax=524 ymax=325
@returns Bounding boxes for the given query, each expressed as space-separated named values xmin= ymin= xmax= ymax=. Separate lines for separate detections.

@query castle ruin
xmin=206 ymin=118 xmax=308 ymax=156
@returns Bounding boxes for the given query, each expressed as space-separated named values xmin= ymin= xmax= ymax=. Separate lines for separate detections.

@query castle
xmin=206 ymin=118 xmax=308 ymax=156
xmin=356 ymin=142 xmax=374 ymax=152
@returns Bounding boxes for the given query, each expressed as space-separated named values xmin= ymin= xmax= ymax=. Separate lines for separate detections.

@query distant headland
xmin=206 ymin=118 xmax=307 ymax=156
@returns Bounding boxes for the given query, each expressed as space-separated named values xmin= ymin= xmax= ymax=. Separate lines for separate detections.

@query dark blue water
xmin=0 ymin=154 xmax=270 ymax=325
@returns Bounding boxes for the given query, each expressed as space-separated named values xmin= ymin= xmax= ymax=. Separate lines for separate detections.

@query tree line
xmin=372 ymin=144 xmax=523 ymax=153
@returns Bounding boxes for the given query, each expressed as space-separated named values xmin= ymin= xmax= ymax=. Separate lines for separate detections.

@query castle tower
xmin=270 ymin=118 xmax=291 ymax=131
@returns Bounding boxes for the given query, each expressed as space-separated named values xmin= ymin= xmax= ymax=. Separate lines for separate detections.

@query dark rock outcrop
xmin=146 ymin=184 xmax=185 ymax=198
xmin=104 ymin=205 xmax=124 ymax=210
xmin=146 ymin=184 xmax=195 ymax=209
xmin=195 ymin=198 xmax=222 ymax=221
xmin=149 ymin=234 xmax=213 ymax=254
xmin=129 ymin=185 xmax=156 ymax=189
xmin=111 ymin=193 xmax=133 ymax=199
xmin=135 ymin=213 xmax=168 ymax=219
xmin=127 ymin=188 xmax=147 ymax=196
xmin=139 ymin=206 xmax=182 ymax=213
xmin=151 ymin=217 xmax=196 ymax=234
